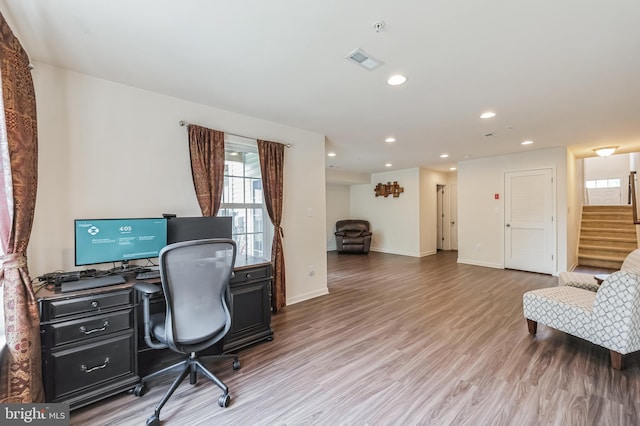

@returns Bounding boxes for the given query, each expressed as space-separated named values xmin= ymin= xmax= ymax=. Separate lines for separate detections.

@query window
xmin=219 ymin=140 xmax=272 ymax=260
xmin=585 ymin=178 xmax=621 ymax=189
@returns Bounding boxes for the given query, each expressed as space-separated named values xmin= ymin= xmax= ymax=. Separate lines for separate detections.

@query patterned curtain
xmin=188 ymin=124 xmax=225 ymax=217
xmin=257 ymin=140 xmax=286 ymax=312
xmin=0 ymin=13 xmax=45 ymax=402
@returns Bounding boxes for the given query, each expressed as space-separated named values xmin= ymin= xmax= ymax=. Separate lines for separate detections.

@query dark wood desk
xmin=37 ymin=256 xmax=273 ymax=410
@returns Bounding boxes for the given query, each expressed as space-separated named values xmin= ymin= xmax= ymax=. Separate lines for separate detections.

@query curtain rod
xmin=179 ymin=120 xmax=291 ymax=148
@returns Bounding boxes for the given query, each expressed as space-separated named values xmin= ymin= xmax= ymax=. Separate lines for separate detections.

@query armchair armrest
xmin=334 ymin=231 xmax=346 ymax=236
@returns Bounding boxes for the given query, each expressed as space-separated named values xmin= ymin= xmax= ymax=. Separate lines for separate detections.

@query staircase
xmin=578 ymin=205 xmax=638 ymax=269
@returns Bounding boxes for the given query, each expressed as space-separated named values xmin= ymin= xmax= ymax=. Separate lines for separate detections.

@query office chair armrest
xmin=133 ymin=281 xmax=166 ymax=350
xmin=133 ymin=281 xmax=161 ymax=295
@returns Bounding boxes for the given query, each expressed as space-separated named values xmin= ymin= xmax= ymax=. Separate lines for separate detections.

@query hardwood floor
xmin=71 ymin=251 xmax=640 ymax=425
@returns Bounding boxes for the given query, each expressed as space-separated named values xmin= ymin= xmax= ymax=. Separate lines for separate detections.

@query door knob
xmin=506 ymin=224 xmax=511 ymax=227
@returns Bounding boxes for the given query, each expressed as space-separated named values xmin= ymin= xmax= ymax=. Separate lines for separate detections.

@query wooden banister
xmin=630 ymin=171 xmax=639 ymax=224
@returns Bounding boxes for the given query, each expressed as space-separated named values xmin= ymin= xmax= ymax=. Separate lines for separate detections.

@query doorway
xmin=437 ymin=185 xmax=445 ymax=250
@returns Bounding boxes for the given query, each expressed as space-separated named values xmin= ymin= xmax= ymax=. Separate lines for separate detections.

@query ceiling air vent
xmin=345 ymin=48 xmax=384 ymax=71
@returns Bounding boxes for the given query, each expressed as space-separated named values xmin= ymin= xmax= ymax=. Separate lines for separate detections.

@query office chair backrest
xmin=159 ymin=238 xmax=237 ymax=353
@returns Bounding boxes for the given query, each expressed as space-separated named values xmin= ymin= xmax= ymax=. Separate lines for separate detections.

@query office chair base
xmin=135 ymin=355 xmax=236 ymax=423
xmin=146 ymin=415 xmax=160 ymax=426
xmin=219 ymin=394 xmax=230 ymax=407
xmin=133 ymin=383 xmax=146 ymax=397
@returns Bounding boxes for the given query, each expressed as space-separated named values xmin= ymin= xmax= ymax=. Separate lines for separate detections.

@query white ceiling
xmin=1 ymin=0 xmax=639 ymax=175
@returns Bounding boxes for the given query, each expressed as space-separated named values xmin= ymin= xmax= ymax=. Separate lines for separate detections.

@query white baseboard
xmin=456 ymin=258 xmax=503 ymax=269
xmin=370 ymin=247 xmax=422 ymax=257
xmin=287 ymin=287 xmax=329 ymax=306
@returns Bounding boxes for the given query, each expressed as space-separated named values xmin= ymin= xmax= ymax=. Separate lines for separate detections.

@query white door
xmin=505 ymin=169 xmax=555 ymax=274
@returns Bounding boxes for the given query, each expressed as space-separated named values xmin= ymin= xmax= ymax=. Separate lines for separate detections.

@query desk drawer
xmin=45 ymin=309 xmax=133 ymax=347
xmin=44 ymin=290 xmax=132 ymax=320
xmin=48 ymin=333 xmax=135 ymax=401
xmin=231 ymin=264 xmax=271 ymax=284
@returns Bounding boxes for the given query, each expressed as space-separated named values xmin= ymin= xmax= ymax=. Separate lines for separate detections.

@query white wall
xmin=29 ymin=63 xmax=328 ymax=305
xmin=326 ymin=183 xmax=351 ymax=251
xmin=566 ymin=152 xmax=583 ymax=271
xmin=457 ymin=147 xmax=568 ymax=274
xmin=584 ymin=153 xmax=630 ymax=205
xmin=350 ymin=168 xmax=421 ymax=256
xmin=332 ymin=167 xmax=456 ymax=257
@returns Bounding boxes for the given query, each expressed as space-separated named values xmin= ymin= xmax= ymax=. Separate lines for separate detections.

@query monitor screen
xmin=74 ymin=218 xmax=168 ymax=266
xmin=167 ymin=216 xmax=232 ymax=244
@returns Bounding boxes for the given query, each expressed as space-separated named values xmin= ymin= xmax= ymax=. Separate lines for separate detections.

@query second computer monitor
xmin=166 ymin=216 xmax=232 ymax=244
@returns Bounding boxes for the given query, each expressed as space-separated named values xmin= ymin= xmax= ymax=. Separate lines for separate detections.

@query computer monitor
xmin=167 ymin=216 xmax=232 ymax=244
xmin=74 ymin=218 xmax=168 ymax=267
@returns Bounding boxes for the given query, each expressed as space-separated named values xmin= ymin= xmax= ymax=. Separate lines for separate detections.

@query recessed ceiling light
xmin=327 ymin=152 xmax=336 ymax=157
xmin=521 ymin=140 xmax=534 ymax=145
xmin=450 ymin=167 xmax=457 ymax=171
xmin=480 ymin=112 xmax=496 ymax=119
xmin=385 ymin=163 xmax=392 ymax=167
xmin=387 ymin=75 xmax=407 ymax=86
xmin=440 ymin=154 xmax=449 ymax=158
xmin=385 ymin=137 xmax=396 ymax=143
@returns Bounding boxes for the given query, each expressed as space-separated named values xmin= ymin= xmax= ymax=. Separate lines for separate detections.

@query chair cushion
xmin=523 ymin=286 xmax=596 ymax=340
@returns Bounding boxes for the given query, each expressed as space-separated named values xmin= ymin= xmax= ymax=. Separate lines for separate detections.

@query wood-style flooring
xmin=70 ymin=251 xmax=640 ymax=425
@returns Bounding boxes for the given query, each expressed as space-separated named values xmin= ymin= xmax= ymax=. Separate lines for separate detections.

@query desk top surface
xmin=36 ymin=255 xmax=270 ymax=301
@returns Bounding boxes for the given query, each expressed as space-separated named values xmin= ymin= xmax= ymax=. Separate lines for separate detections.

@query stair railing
xmin=630 ymin=171 xmax=640 ymax=224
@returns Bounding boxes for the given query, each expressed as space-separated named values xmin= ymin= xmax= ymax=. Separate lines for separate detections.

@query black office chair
xmin=133 ymin=239 xmax=240 ymax=426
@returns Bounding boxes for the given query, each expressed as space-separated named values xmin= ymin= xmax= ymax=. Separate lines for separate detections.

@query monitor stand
xmin=111 ymin=260 xmax=131 ymax=274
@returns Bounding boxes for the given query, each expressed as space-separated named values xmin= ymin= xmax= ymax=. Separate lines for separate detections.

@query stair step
xmin=580 ymin=235 xmax=637 ymax=243
xmin=580 ymin=227 xmax=636 ymax=236
xmin=583 ymin=205 xmax=633 ymax=211
xmin=578 ymin=257 xmax=624 ymax=270
xmin=581 ymin=219 xmax=636 ymax=228
xmin=579 ymin=244 xmax=634 ymax=253
xmin=582 ymin=212 xmax=633 ymax=222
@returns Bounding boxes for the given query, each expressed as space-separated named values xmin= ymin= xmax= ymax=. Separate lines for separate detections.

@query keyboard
xmin=61 ymin=275 xmax=126 ymax=293
xmin=136 ymin=270 xmax=161 ymax=280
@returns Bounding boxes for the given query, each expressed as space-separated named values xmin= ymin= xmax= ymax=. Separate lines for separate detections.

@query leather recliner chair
xmin=335 ymin=220 xmax=372 ymax=253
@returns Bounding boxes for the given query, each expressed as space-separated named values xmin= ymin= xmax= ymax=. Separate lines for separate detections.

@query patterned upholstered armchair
xmin=558 ymin=248 xmax=640 ymax=292
xmin=523 ymin=270 xmax=640 ymax=369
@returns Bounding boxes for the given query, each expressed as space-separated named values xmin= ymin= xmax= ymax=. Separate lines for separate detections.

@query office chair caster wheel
xmin=133 ymin=383 xmax=146 ymax=397
xmin=219 ymin=394 xmax=231 ymax=407
xmin=232 ymin=359 xmax=241 ymax=370
xmin=146 ymin=414 xmax=160 ymax=426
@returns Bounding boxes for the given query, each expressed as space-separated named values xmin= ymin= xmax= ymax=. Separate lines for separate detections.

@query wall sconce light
xmin=374 ymin=181 xmax=404 ymax=198
xmin=593 ymin=146 xmax=619 ymax=157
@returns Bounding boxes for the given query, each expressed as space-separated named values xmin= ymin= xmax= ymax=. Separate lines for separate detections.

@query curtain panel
xmin=0 ymin=13 xmax=44 ymax=403
xmin=188 ymin=125 xmax=225 ymax=217
xmin=257 ymin=139 xmax=286 ymax=312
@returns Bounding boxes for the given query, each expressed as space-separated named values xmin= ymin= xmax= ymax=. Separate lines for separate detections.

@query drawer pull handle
xmin=90 ymin=301 xmax=99 ymax=308
xmin=79 ymin=320 xmax=109 ymax=335
xmin=245 ymin=273 xmax=252 ymax=279
xmin=81 ymin=357 xmax=110 ymax=373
